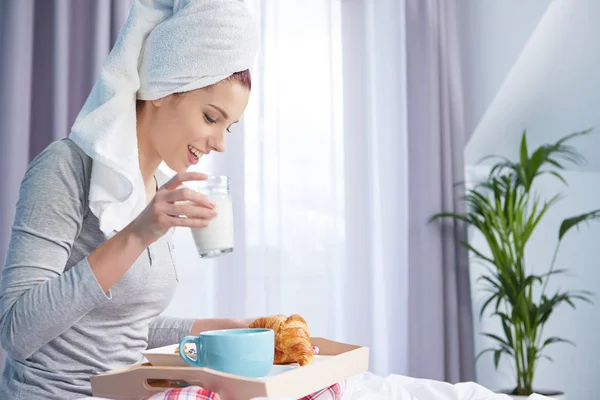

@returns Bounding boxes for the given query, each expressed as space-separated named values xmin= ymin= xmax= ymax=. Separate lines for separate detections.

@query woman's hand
xmin=130 ymin=172 xmax=216 ymax=247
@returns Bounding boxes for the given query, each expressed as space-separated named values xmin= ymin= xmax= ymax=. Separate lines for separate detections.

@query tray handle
xmin=91 ymin=366 xmax=263 ymax=400
xmin=92 ymin=366 xmax=210 ymax=398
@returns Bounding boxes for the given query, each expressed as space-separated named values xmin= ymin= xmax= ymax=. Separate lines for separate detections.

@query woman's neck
xmin=136 ymin=109 xmax=162 ymax=200
xmin=138 ymin=141 xmax=161 ymax=184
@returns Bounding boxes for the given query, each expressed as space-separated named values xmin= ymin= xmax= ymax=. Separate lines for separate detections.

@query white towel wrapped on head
xmin=69 ymin=0 xmax=257 ymax=237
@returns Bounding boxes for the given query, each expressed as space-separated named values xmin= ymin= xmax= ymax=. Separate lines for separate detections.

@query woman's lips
xmin=187 ymin=147 xmax=200 ymax=165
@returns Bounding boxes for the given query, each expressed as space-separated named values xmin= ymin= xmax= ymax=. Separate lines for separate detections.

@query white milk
xmin=191 ymin=195 xmax=234 ymax=258
xmin=185 ymin=176 xmax=234 ymax=258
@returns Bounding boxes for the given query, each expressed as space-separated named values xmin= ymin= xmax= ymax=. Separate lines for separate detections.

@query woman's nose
xmin=210 ymin=136 xmax=226 ymax=153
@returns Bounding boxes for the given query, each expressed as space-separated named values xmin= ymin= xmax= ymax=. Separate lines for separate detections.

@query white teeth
xmin=187 ymin=145 xmax=201 ymax=158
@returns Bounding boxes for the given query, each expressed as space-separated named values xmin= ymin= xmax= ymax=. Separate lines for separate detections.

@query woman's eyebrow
xmin=208 ymin=104 xmax=229 ymax=119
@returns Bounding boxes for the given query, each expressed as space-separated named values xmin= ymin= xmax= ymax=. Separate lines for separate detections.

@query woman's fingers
xmin=168 ymin=215 xmax=212 ymax=228
xmin=161 ymin=187 xmax=216 ymax=209
xmin=162 ymin=202 xmax=217 ymax=220
xmin=162 ymin=172 xmax=208 ymax=191
xmin=151 ymin=172 xmax=217 ymax=230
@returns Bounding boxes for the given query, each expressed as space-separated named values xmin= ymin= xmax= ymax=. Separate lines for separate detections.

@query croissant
xmin=250 ymin=314 xmax=314 ymax=366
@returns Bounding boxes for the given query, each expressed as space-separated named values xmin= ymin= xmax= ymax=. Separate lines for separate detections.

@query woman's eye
xmin=204 ymin=113 xmax=216 ymax=124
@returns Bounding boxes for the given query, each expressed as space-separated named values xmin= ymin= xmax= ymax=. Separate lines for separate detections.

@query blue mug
xmin=178 ymin=328 xmax=274 ymax=378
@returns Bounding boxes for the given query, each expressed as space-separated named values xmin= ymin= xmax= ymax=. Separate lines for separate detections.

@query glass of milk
xmin=185 ymin=175 xmax=234 ymax=258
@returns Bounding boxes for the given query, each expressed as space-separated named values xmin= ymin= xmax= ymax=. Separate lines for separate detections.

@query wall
xmin=458 ymin=0 xmax=552 ymax=138
xmin=464 ymin=0 xmax=600 ymax=171
xmin=460 ymin=1 xmax=600 ymax=399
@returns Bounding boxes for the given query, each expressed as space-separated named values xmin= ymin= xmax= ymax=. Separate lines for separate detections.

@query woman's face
xmin=144 ymin=79 xmax=250 ymax=173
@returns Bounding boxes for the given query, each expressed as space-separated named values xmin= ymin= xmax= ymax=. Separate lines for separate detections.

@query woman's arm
xmin=147 ymin=316 xmax=250 ymax=349
xmin=189 ymin=318 xmax=249 ymax=335
xmin=0 ymin=141 xmax=221 ymax=361
xmin=0 ymin=142 xmax=112 ymax=361
xmin=148 ymin=316 xmax=196 ymax=349
xmin=89 ymin=173 xmax=217 ymax=293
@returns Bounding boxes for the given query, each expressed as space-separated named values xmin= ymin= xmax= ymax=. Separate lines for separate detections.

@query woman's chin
xmin=163 ymin=160 xmax=188 ymax=174
xmin=163 ymin=153 xmax=203 ymax=173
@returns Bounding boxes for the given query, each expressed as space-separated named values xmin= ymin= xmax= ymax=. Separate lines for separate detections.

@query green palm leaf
xmin=559 ymin=210 xmax=600 ymax=241
xmin=428 ymin=129 xmax=596 ymax=396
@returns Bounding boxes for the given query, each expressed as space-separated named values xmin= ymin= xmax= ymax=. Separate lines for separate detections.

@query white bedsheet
xmin=78 ymin=372 xmax=552 ymax=400
xmin=342 ymin=372 xmax=552 ymax=400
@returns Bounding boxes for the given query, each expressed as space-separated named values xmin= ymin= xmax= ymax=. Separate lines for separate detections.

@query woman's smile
xmin=187 ymin=144 xmax=203 ymax=165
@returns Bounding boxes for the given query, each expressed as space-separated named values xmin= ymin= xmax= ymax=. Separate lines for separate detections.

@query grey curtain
xmin=406 ymin=0 xmax=476 ymax=383
xmin=0 ymin=0 xmax=131 ymax=377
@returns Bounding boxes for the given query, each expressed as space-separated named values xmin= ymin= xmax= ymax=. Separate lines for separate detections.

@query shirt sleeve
xmin=0 ymin=140 xmax=111 ymax=361
xmin=147 ymin=315 xmax=196 ymax=349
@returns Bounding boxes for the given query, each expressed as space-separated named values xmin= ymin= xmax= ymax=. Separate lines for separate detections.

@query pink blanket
xmin=143 ymin=381 xmax=345 ymax=400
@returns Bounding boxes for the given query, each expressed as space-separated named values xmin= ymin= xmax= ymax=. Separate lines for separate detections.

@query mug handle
xmin=179 ymin=336 xmax=202 ymax=367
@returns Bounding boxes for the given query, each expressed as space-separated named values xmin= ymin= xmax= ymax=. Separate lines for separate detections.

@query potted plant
xmin=430 ymin=130 xmax=600 ymax=399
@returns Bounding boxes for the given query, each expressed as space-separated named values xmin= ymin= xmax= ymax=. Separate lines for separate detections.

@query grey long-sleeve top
xmin=0 ymin=139 xmax=195 ymax=399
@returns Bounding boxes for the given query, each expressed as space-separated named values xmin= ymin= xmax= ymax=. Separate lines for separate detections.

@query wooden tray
xmin=91 ymin=337 xmax=369 ymax=400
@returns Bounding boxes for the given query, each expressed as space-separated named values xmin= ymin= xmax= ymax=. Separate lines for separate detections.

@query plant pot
xmin=499 ymin=390 xmax=565 ymax=400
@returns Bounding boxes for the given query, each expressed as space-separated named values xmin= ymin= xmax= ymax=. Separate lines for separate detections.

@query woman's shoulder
xmin=30 ymin=137 xmax=91 ymax=174
xmin=33 ymin=138 xmax=91 ymax=168
xmin=21 ymin=138 xmax=92 ymax=203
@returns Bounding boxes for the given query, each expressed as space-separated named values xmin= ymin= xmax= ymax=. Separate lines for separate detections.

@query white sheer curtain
xmin=161 ymin=0 xmax=409 ymax=376
xmin=0 ymin=0 xmax=473 ymax=381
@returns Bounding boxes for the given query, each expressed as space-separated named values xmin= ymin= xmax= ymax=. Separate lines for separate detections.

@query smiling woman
xmin=135 ymin=71 xmax=252 ymax=179
xmin=0 ymin=1 xmax=258 ymax=399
